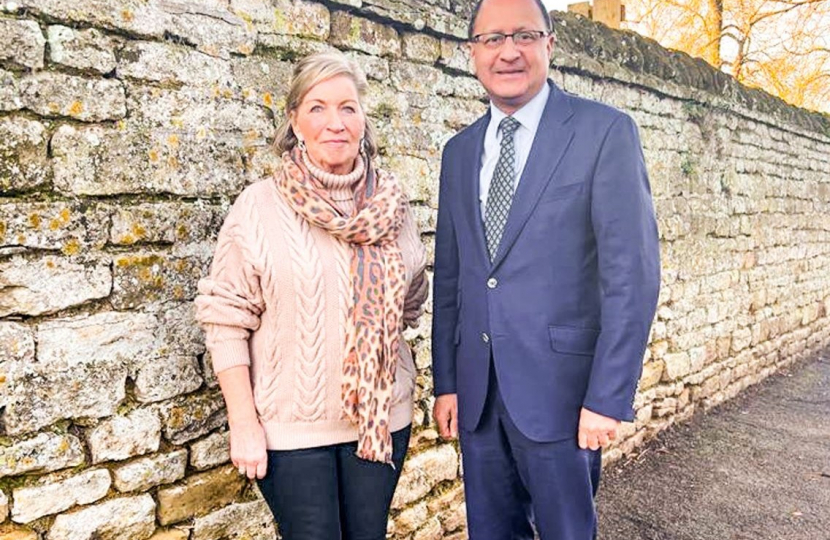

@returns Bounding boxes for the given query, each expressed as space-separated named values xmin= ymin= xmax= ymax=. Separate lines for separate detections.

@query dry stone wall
xmin=0 ymin=1 xmax=828 ymax=539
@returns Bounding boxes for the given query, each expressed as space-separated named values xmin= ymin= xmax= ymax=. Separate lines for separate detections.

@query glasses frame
xmin=469 ymin=30 xmax=550 ymax=49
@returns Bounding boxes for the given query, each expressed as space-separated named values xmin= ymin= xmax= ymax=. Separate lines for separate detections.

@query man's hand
xmin=578 ymin=407 xmax=620 ymax=451
xmin=434 ymin=394 xmax=459 ymax=440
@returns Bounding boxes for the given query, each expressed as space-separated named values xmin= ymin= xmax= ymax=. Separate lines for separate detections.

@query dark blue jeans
xmin=257 ymin=425 xmax=411 ymax=540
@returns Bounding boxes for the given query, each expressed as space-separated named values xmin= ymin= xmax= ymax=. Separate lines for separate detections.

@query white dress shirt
xmin=479 ymin=83 xmax=550 ymax=217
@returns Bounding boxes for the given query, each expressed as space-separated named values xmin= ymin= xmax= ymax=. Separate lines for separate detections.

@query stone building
xmin=0 ymin=0 xmax=829 ymax=539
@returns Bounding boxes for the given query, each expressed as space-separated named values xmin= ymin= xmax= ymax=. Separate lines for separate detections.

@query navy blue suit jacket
xmin=431 ymin=81 xmax=661 ymax=441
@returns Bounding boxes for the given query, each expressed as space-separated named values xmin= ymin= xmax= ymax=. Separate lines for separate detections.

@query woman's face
xmin=291 ymin=75 xmax=366 ymax=175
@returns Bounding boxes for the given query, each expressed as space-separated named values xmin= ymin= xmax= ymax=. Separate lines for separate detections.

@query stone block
xmin=689 ymin=345 xmax=707 ymax=372
xmin=0 ymin=19 xmax=44 ymax=69
xmin=201 ymin=352 xmax=218 ymax=388
xmin=118 ymin=41 xmax=233 ymax=86
xmin=394 ymin=501 xmax=428 ymax=536
xmin=0 ymin=116 xmax=50 ymax=192
xmin=364 ymin=80 xmax=410 ymax=120
xmin=0 ymin=255 xmax=110 ymax=317
xmin=0 ymin=69 xmax=22 ymax=111
xmin=0 ymin=432 xmax=85 ymax=478
xmin=0 ymin=490 xmax=7 ymax=522
xmin=402 ymin=33 xmax=441 ymax=64
xmin=163 ymin=8 xmax=256 ymax=59
xmin=125 ymin=80 xmax=272 ymax=135
xmin=48 ymin=494 xmax=156 ymax=540
xmin=51 ymin=122 xmax=248 ymax=197
xmin=113 ymin=449 xmax=188 ymax=492
xmin=391 ymin=444 xmax=459 ymax=509
xmin=87 ymin=408 xmax=162 ymax=464
xmin=376 ymin=116 xmax=454 ymax=158
xmin=191 ymin=499 xmax=276 ymax=540
xmin=395 ymin=57 xmax=446 ymax=92
xmin=37 ymin=311 xmax=158 ymax=369
xmin=125 ymin=82 xmax=272 ymax=151
xmin=386 ymin=155 xmax=435 ymax=205
xmin=359 ymin=0 xmax=466 ymax=39
xmin=436 ymin=73 xmax=485 ymax=100
xmin=662 ymin=352 xmax=691 ymax=380
xmin=112 ymin=252 xmax=206 ymax=309
xmin=638 ymin=359 xmax=664 ymax=390
xmin=330 ymin=12 xmax=401 ymax=58
xmin=344 ymin=51 xmax=390 ymax=82
xmin=16 ymin=0 xmax=167 ymax=37
xmin=147 ymin=530 xmax=189 ymax=540
xmin=135 ymin=355 xmax=203 ymax=403
xmin=731 ymin=327 xmax=752 ymax=353
xmin=160 ymin=389 xmax=228 ymax=445
xmin=189 ymin=430 xmax=230 ymax=471
xmin=231 ymin=0 xmax=329 ymax=40
xmin=156 ymin=465 xmax=246 ymax=526
xmin=413 ymin=516 xmax=444 ymax=540
xmin=47 ymin=25 xmax=118 ymax=73
xmin=11 ymin=469 xmax=111 ymax=523
xmin=426 ymin=483 xmax=465 ymax=532
xmin=6 ymin=355 xmax=126 ymax=435
xmin=411 ymin=205 xmax=436 ymax=234
xmin=0 ymin=322 xmax=34 ymax=364
xmin=0 ymin=526 xmax=37 ymax=540
xmin=230 ymin=55 xmax=294 ymax=113
xmin=439 ymin=38 xmax=470 ymax=72
xmin=109 ymin=203 xmax=219 ymax=246
xmin=4 ymin=316 xmax=137 ymax=432
xmin=155 ymin=301 xmax=207 ymax=357
xmin=20 ymin=72 xmax=126 ymax=122
xmin=0 ymin=202 xmax=110 ymax=252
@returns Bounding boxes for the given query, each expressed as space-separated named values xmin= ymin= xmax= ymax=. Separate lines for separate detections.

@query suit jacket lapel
xmin=458 ymin=112 xmax=490 ymax=264
xmin=491 ymin=82 xmax=575 ymax=269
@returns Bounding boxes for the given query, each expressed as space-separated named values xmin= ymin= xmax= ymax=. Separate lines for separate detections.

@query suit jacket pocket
xmin=549 ymin=325 xmax=599 ymax=356
xmin=541 ymin=181 xmax=584 ymax=201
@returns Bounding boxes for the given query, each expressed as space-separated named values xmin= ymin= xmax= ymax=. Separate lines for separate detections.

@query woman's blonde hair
xmin=274 ymin=50 xmax=378 ymax=158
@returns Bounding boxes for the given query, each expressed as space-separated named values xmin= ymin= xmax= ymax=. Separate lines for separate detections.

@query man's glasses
xmin=470 ymin=30 xmax=549 ymax=49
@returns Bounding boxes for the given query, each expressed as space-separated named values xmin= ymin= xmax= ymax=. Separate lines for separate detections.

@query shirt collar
xmin=488 ymin=81 xmax=550 ymax=135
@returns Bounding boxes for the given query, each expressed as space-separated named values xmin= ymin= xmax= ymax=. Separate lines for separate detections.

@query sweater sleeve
xmin=399 ymin=202 xmax=429 ymax=328
xmin=195 ymin=199 xmax=265 ymax=374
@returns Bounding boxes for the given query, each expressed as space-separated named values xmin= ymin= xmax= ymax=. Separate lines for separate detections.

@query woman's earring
xmin=359 ymin=137 xmax=366 ymax=154
xmin=297 ymin=138 xmax=306 ymax=152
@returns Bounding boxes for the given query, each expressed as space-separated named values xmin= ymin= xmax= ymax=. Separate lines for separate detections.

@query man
xmin=431 ymin=0 xmax=661 ymax=538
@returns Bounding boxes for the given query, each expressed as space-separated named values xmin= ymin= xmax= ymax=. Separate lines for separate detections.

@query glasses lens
xmin=484 ymin=33 xmax=505 ymax=47
xmin=515 ymin=31 xmax=537 ymax=45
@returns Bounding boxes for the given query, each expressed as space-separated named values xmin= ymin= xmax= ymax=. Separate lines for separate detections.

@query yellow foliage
xmin=624 ymin=0 xmax=830 ymax=112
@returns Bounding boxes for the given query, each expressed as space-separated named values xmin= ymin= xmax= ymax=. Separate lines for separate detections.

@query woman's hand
xmin=216 ymin=365 xmax=268 ymax=480
xmin=229 ymin=417 xmax=268 ymax=480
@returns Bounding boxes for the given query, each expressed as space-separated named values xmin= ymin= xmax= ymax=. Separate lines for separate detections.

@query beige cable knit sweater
xmin=195 ymin=167 xmax=428 ymax=450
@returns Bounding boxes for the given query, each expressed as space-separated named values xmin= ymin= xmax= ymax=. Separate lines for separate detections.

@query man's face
xmin=470 ymin=0 xmax=554 ymax=114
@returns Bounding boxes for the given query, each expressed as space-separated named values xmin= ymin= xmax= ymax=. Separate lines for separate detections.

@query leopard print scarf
xmin=275 ymin=151 xmax=407 ymax=464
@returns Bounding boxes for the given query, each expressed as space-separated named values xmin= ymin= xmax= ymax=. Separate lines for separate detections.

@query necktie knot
xmin=499 ymin=116 xmax=520 ymax=140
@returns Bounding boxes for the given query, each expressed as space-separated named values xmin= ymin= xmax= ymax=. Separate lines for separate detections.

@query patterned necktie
xmin=484 ymin=116 xmax=521 ymax=261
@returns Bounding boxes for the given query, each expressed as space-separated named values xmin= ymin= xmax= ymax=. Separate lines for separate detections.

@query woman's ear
xmin=289 ymin=111 xmax=300 ymax=140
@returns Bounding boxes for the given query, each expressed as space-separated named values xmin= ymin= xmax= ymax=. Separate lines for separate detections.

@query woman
xmin=195 ymin=50 xmax=428 ymax=540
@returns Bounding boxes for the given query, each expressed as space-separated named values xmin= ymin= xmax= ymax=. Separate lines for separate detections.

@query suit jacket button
xmin=487 ymin=278 xmax=498 ymax=289
xmin=481 ymin=332 xmax=490 ymax=343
